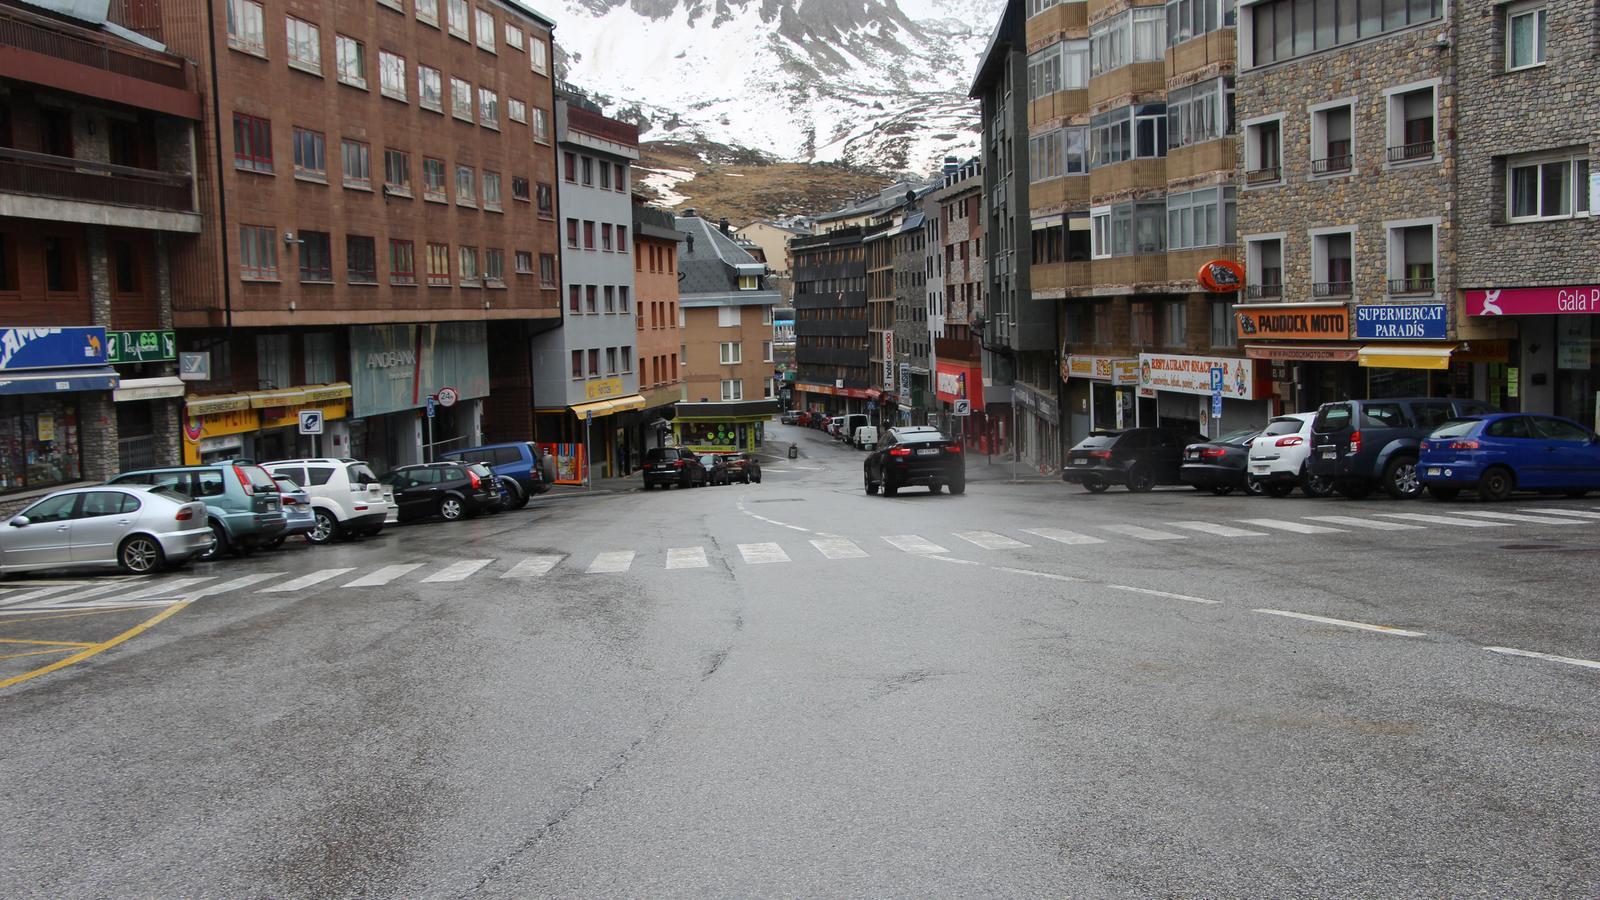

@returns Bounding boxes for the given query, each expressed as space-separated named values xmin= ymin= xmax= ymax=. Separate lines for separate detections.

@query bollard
xmin=788 ymin=443 xmax=798 ymax=459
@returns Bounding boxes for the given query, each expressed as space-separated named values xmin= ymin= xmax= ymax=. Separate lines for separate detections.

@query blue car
xmin=437 ymin=442 xmax=553 ymax=509
xmin=1419 ymin=414 xmax=1600 ymax=502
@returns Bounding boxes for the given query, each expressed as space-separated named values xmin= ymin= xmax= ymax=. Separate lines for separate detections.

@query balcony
xmin=0 ymin=146 xmax=199 ymax=232
xmin=1312 ymin=281 xmax=1353 ymax=299
xmin=1244 ymin=165 xmax=1281 ymax=186
xmin=1388 ymin=275 xmax=1436 ymax=295
xmin=1386 ymin=141 xmax=1435 ymax=164
xmin=0 ymin=4 xmax=199 ymax=118
xmin=1246 ymin=283 xmax=1283 ymax=300
xmin=1311 ymin=154 xmax=1352 ymax=176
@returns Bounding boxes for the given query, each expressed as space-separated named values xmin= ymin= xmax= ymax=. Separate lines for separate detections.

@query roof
xmin=740 ymin=220 xmax=810 ymax=235
xmin=674 ymin=216 xmax=781 ymax=306
xmin=815 ymin=180 xmax=936 ymax=223
xmin=502 ymin=0 xmax=556 ymax=28
xmin=970 ymin=0 xmax=1023 ymax=98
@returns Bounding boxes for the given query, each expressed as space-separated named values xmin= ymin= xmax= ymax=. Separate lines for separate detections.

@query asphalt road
xmin=3 ymin=422 xmax=1599 ymax=897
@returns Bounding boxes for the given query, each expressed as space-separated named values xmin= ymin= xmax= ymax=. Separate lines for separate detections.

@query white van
xmin=854 ymin=425 xmax=880 ymax=451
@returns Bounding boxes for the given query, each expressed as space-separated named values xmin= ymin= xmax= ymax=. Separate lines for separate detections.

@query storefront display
xmin=0 ymin=396 xmax=82 ymax=492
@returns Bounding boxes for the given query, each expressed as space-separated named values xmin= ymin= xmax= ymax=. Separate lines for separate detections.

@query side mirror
xmin=9 ymin=515 xmax=29 ymax=527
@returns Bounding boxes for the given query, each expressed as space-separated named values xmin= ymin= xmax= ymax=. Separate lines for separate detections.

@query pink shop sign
xmin=1466 ymin=286 xmax=1600 ymax=317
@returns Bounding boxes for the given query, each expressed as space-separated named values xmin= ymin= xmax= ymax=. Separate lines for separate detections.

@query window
xmin=617 ymin=226 xmax=628 ymax=252
xmin=1310 ymin=101 xmax=1354 ymax=175
xmin=1246 ymin=0 xmax=1440 ymax=67
xmin=583 ymin=221 xmax=595 ymax=250
xmin=389 ymin=239 xmax=416 ymax=284
xmin=618 ymin=286 xmax=629 ymax=311
xmin=1386 ymin=84 xmax=1436 ymax=164
xmin=1026 ymin=41 xmax=1088 ymax=99
xmin=1166 ymin=187 xmax=1236 ymax=251
xmin=418 ymin=66 xmax=442 ymax=112
xmin=1090 ymin=9 xmax=1164 ymax=76
xmin=285 ymin=16 xmax=321 ymax=74
xmin=514 ymin=250 xmax=533 ymax=274
xmin=1507 ymin=153 xmax=1591 ymax=222
xmin=1132 ymin=303 xmax=1156 ymax=345
xmin=536 ymin=183 xmax=554 ymax=216
xmin=292 ymin=127 xmax=325 ymax=179
xmin=416 ymin=0 xmax=438 ymax=26
xmin=427 ymin=242 xmax=450 ymax=285
xmin=718 ymin=306 xmax=740 ymax=327
xmin=539 ymin=254 xmax=557 ymax=288
xmin=1163 ymin=301 xmax=1188 ymax=347
xmin=304 ymin=332 xmax=336 ymax=383
xmin=581 ymin=157 xmax=593 ymax=186
xmin=458 ymin=246 xmax=479 ymax=285
xmin=1132 ymin=8 xmax=1167 ymax=59
xmin=452 ymin=77 xmax=474 ymax=121
xmin=512 ymin=176 xmax=530 ymax=202
xmin=1246 ymin=236 xmax=1283 ymax=298
xmin=738 ymin=275 xmax=760 ymax=290
xmin=505 ymin=23 xmax=524 ymax=49
xmin=379 ymin=51 xmax=406 ymax=101
xmin=530 ymin=34 xmax=547 ymax=74
xmin=1090 ymin=104 xmax=1167 ymax=167
xmin=1387 ymin=222 xmax=1436 ymax=294
xmin=586 ymin=285 xmax=598 ymax=313
xmin=571 ymin=350 xmax=583 ymax=380
xmin=456 ymin=165 xmax=476 ymax=206
xmin=482 ymin=171 xmax=502 ymax=210
xmin=484 ymin=248 xmax=504 ymax=286
xmin=257 ymin=333 xmax=291 ymax=389
xmin=335 ymin=35 xmax=365 ymax=88
xmin=564 ymin=152 xmax=576 ymax=181
xmin=112 ymin=241 xmax=138 ymax=292
xmin=1243 ymin=117 xmax=1282 ymax=184
xmin=763 ymin=341 xmax=773 ymax=362
xmin=1090 ymin=207 xmax=1112 ymax=259
xmin=613 ymin=163 xmax=626 ymax=192
xmin=340 ymin=138 xmax=371 ymax=189
xmin=601 ymin=223 xmax=614 ymax=251
xmin=604 ymin=285 xmax=615 ymax=312
xmin=1167 ymin=0 xmax=1236 ymax=46
xmin=1312 ymin=230 xmax=1354 ymax=297
xmin=568 ymin=285 xmax=581 ymax=312
xmin=475 ymin=7 xmax=496 ymax=50
xmin=226 ymin=0 xmax=265 ymax=55
xmin=447 ymin=0 xmax=469 ymax=39
xmin=383 ymin=148 xmax=411 ymax=195
xmin=377 ymin=0 xmax=401 ymax=12
xmin=347 ymin=235 xmax=377 ymax=283
xmin=621 ymin=347 xmax=632 ymax=373
xmin=720 ymin=341 xmax=743 ymax=364
xmin=232 ymin=113 xmax=273 ymax=173
xmin=604 ymin=347 xmax=617 ymax=375
xmin=588 ymin=349 xmax=600 ymax=376
xmin=532 ymin=107 xmax=550 ymax=143
xmin=240 ymin=225 xmax=277 ymax=280
xmin=1167 ymin=78 xmax=1234 ymax=150
xmin=1506 ymin=2 xmax=1546 ymax=70
xmin=298 ymin=231 xmax=332 ymax=282
xmin=1210 ymin=299 xmax=1238 ymax=348
xmin=507 ymin=98 xmax=527 ymax=123
xmin=721 ymin=379 xmax=744 ymax=401
xmin=423 ymin=157 xmax=446 ymax=201
xmin=1029 ymin=0 xmax=1061 ymax=13
xmin=478 ymin=87 xmax=499 ymax=128
xmin=566 ymin=218 xmax=579 ymax=248
xmin=599 ymin=162 xmax=612 ymax=190
xmin=1029 ymin=126 xmax=1088 ymax=180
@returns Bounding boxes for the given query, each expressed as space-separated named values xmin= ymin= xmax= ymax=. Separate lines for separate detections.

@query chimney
xmin=942 ymin=155 xmax=959 ymax=178
xmin=719 ymin=218 xmax=731 ymax=236
xmin=682 ymin=207 xmax=698 ymax=217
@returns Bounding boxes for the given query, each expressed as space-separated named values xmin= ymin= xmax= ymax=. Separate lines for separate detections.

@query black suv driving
xmin=1309 ymin=397 xmax=1495 ymax=499
xmin=1062 ymin=427 xmax=1205 ymax=493
xmin=642 ymin=448 xmax=708 ymax=489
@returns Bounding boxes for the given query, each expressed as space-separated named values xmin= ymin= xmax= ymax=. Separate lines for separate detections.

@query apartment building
xmin=529 ymin=95 xmax=640 ymax=477
xmin=930 ymin=160 xmax=990 ymax=442
xmin=0 ymin=0 xmax=202 ymax=493
xmin=791 ymin=225 xmax=878 ymax=417
xmin=1454 ymin=0 xmax=1598 ymax=426
xmin=632 ymin=202 xmax=685 ymax=451
xmin=892 ymin=209 xmax=931 ymax=424
xmin=1233 ymin=0 xmax=1459 ymax=411
xmin=734 ymin=219 xmax=807 ymax=304
xmin=155 ymin=0 xmax=561 ymax=470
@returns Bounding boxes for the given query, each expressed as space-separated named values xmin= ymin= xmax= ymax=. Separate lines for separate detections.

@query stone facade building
xmin=931 ymin=160 xmax=989 ymax=442
xmin=892 ymin=209 xmax=930 ymax=424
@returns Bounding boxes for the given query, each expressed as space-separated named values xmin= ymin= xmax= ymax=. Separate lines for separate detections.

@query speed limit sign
xmin=436 ymin=386 xmax=459 ymax=408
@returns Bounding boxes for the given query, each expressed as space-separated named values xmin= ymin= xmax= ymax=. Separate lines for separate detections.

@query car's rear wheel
xmin=307 ymin=509 xmax=340 ymax=545
xmin=1300 ymin=467 xmax=1335 ymax=498
xmin=1478 ymin=466 xmax=1515 ymax=502
xmin=1126 ymin=465 xmax=1155 ymax=493
xmin=949 ymin=477 xmax=966 ymax=495
xmin=1244 ymin=478 xmax=1266 ymax=496
xmin=1426 ymin=485 xmax=1460 ymax=501
xmin=1382 ymin=455 xmax=1422 ymax=499
xmin=929 ymin=483 xmax=942 ymax=494
xmin=118 ymin=535 xmax=165 ymax=574
xmin=1210 ymin=485 xmax=1235 ymax=496
xmin=883 ymin=478 xmax=899 ymax=497
xmin=1083 ymin=477 xmax=1109 ymax=494
xmin=439 ymin=496 xmax=466 ymax=521
xmin=505 ymin=481 xmax=529 ymax=509
xmin=864 ymin=473 xmax=878 ymax=495
xmin=199 ymin=522 xmax=227 ymax=562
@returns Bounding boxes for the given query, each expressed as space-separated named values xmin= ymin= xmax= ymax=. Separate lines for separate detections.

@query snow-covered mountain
xmin=542 ymin=0 xmax=1003 ymax=174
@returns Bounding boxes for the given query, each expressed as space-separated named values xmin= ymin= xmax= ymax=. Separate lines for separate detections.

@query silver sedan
xmin=1 ymin=486 xmax=215 ymax=575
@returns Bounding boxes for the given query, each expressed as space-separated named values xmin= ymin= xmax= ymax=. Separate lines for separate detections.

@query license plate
xmin=916 ymin=448 xmax=940 ymax=456
xmin=1427 ymin=467 xmax=1442 ymax=476
xmin=1251 ymin=465 xmax=1269 ymax=473
xmin=1321 ymin=450 xmax=1336 ymax=459
xmin=1186 ymin=451 xmax=1199 ymax=459
xmin=1073 ymin=458 xmax=1089 ymax=465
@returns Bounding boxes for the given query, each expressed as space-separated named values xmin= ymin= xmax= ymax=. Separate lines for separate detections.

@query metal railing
xmin=1245 ymin=283 xmax=1283 ymax=300
xmin=1310 ymin=154 xmax=1352 ymax=175
xmin=1388 ymin=276 xmax=1436 ymax=295
xmin=0 ymin=147 xmax=193 ymax=212
xmin=1312 ymin=281 xmax=1353 ymax=298
xmin=0 ymin=5 xmax=188 ymax=88
xmin=1386 ymin=140 xmax=1435 ymax=163
xmin=1244 ymin=165 xmax=1281 ymax=185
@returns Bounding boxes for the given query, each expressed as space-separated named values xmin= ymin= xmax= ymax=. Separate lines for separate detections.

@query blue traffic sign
xmin=426 ymin=396 xmax=437 ymax=418
xmin=1210 ymin=365 xmax=1225 ymax=393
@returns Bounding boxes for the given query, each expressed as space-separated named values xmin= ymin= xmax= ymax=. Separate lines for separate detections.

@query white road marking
xmin=810 ymin=538 xmax=868 ymax=559
xmin=586 ymin=551 xmax=636 ymax=574
xmin=1521 ymin=508 xmax=1600 ymax=520
xmin=927 ymin=555 xmax=983 ymax=566
xmin=1304 ymin=515 xmax=1423 ymax=531
xmin=1376 ymin=512 xmax=1508 ymax=528
xmin=1484 ymin=646 xmax=1600 ymax=671
xmin=996 ymin=566 xmax=1081 ymax=582
xmin=784 ymin=524 xmax=810 ymax=532
xmin=502 ymin=555 xmax=564 ymax=578
xmin=109 ymin=577 xmax=215 ymax=602
xmin=1107 ymin=585 xmax=1221 ymax=605
xmin=0 ymin=581 xmax=129 ymax=607
xmin=345 ymin=564 xmax=425 ymax=587
xmin=1237 ymin=518 xmax=1346 ymax=534
xmin=258 ymin=568 xmax=356 ymax=593
xmin=737 ymin=542 xmax=790 ymax=564
xmin=954 ymin=530 xmax=1031 ymax=550
xmin=1021 ymin=528 xmax=1106 ymax=545
xmin=1448 ymin=510 xmax=1592 ymax=525
xmin=1168 ymin=521 xmax=1268 ymax=537
xmin=186 ymin=572 xmax=282 ymax=598
xmin=882 ymin=534 xmax=949 ymax=555
xmin=1099 ymin=524 xmax=1186 ymax=541
xmin=1254 ymin=608 xmax=1426 ymax=637
xmin=665 ymin=547 xmax=709 ymax=569
xmin=422 ymin=559 xmax=494 ymax=583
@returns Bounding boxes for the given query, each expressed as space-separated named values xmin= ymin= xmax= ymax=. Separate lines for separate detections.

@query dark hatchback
xmin=1063 ymin=427 xmax=1204 ymax=493
xmin=1309 ymin=397 xmax=1495 ymax=499
xmin=1179 ymin=428 xmax=1266 ymax=496
xmin=863 ymin=426 xmax=965 ymax=496
xmin=642 ymin=447 xmax=708 ymax=489
xmin=720 ymin=452 xmax=762 ymax=484
xmin=381 ymin=462 xmax=500 ymax=522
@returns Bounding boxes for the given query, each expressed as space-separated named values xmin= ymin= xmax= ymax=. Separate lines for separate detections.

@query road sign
xmin=1212 ymin=393 xmax=1223 ymax=418
xmin=1209 ymin=365 xmax=1225 ymax=393
xmin=426 ymin=396 xmax=437 ymax=419
xmin=436 ymin=386 xmax=459 ymax=408
xmin=178 ymin=351 xmax=210 ymax=381
xmin=106 ymin=329 xmax=177 ymax=364
xmin=952 ymin=399 xmax=971 ymax=417
xmin=298 ymin=409 xmax=324 ymax=435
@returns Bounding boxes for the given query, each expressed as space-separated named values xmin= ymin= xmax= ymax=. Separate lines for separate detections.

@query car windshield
xmin=347 ymin=464 xmax=379 ymax=486
xmin=1314 ymin=404 xmax=1353 ymax=432
xmin=1219 ymin=428 xmax=1260 ymax=445
xmin=1260 ymin=418 xmax=1303 ymax=437
xmin=699 ymin=456 xmax=718 ymax=466
xmin=242 ymin=465 xmax=279 ymax=493
xmin=1075 ymin=433 xmax=1121 ymax=449
xmin=1429 ymin=419 xmax=1481 ymax=439
xmin=273 ymin=476 xmax=303 ymax=491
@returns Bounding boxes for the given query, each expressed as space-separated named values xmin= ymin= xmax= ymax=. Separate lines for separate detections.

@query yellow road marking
xmin=0 ymin=638 xmax=97 ymax=648
xmin=0 ymin=601 xmax=190 ymax=691
xmin=0 ymin=647 xmax=81 ymax=661
xmin=0 ymin=608 xmax=157 ymax=627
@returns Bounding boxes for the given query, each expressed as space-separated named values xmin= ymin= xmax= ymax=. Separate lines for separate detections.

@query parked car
xmin=854 ymin=425 xmax=880 ymax=451
xmin=267 ymin=474 xmax=319 ymax=547
xmin=465 ymin=462 xmax=511 ymax=512
xmin=721 ymin=452 xmax=762 ymax=484
xmin=863 ymin=426 xmax=966 ymax=496
xmin=261 ymin=459 xmax=390 ymax=544
xmin=1 ymin=486 xmax=214 ymax=575
xmin=780 ymin=410 xmax=801 ymax=425
xmin=381 ymin=462 xmax=500 ymax=522
xmin=838 ymin=414 xmax=871 ymax=445
xmin=828 ymin=416 xmax=846 ymax=438
xmin=437 ymin=442 xmax=553 ymax=508
xmin=108 ymin=461 xmax=286 ymax=560
xmin=641 ymin=447 xmax=708 ymax=489
xmin=1062 ymin=427 xmax=1204 ymax=493
xmin=1419 ymin=414 xmax=1600 ymax=501
xmin=701 ymin=454 xmax=732 ymax=485
xmin=1247 ymin=412 xmax=1332 ymax=498
xmin=1309 ymin=397 xmax=1496 ymax=499
xmin=1179 ymin=428 xmax=1265 ymax=496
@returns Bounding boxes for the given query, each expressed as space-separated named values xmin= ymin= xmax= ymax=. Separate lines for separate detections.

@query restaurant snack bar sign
xmin=1236 ymin=305 xmax=1349 ymax=340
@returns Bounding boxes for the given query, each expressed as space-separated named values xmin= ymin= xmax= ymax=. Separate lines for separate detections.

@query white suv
xmin=1246 ymin=413 xmax=1333 ymax=498
xmin=261 ymin=458 xmax=393 ymax=543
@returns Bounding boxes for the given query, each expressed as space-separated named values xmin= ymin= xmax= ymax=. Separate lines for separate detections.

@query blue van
xmin=437 ymin=442 xmax=553 ymax=508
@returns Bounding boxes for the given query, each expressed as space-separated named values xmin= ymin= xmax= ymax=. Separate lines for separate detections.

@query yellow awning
xmin=185 ymin=393 xmax=252 ymax=416
xmin=302 ymin=382 xmax=353 ymax=403
xmin=1358 ymin=343 xmax=1459 ymax=370
xmin=570 ymin=395 xmax=648 ymax=419
xmin=249 ymin=387 xmax=310 ymax=408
